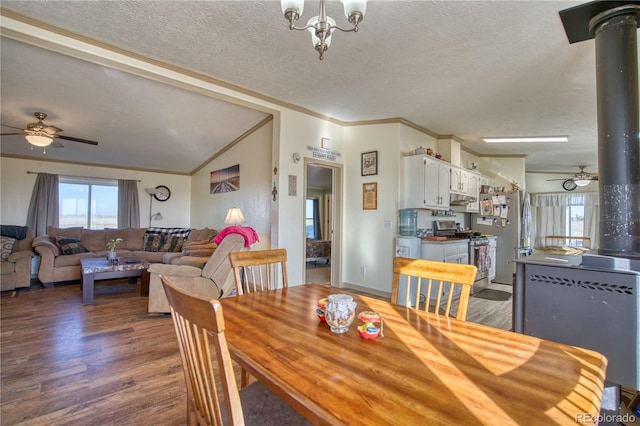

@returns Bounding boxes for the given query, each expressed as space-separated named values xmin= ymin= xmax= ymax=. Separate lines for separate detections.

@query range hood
xmin=450 ymin=194 xmax=477 ymax=206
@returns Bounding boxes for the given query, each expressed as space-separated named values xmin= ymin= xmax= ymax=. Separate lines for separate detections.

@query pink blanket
xmin=214 ymin=226 xmax=259 ymax=248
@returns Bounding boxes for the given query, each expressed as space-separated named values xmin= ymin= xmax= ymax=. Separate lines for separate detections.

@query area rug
xmin=473 ymin=289 xmax=512 ymax=301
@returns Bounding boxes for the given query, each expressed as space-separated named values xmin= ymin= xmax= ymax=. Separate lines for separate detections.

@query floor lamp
xmin=145 ymin=188 xmax=163 ymax=227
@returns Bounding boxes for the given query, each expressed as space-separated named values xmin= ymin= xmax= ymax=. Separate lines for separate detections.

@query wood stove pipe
xmin=561 ymin=2 xmax=640 ymax=259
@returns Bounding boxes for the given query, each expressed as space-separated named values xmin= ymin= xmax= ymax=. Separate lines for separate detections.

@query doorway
xmin=304 ymin=159 xmax=342 ymax=287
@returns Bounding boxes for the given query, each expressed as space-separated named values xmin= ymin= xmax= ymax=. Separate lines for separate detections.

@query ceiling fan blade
xmin=42 ymin=125 xmax=63 ymax=134
xmin=52 ymin=140 xmax=64 ymax=148
xmin=0 ymin=132 xmax=25 ymax=136
xmin=0 ymin=124 xmax=26 ymax=131
xmin=546 ymin=178 xmax=570 ymax=181
xmin=55 ymin=134 xmax=99 ymax=145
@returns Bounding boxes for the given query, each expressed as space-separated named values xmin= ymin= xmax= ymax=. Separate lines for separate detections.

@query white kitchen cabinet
xmin=421 ymin=240 xmax=469 ymax=264
xmin=402 ymin=156 xmax=450 ymax=209
xmin=450 ymin=167 xmax=469 ymax=194
xmin=466 ymin=173 xmax=480 ymax=213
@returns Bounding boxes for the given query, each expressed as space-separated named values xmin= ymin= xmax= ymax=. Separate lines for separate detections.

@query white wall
xmin=0 ymin=157 xmax=191 ymax=229
xmin=526 ymin=172 xmax=599 ymax=194
xmin=478 ymin=156 xmax=526 ymax=190
xmin=190 ymin=121 xmax=273 ymax=249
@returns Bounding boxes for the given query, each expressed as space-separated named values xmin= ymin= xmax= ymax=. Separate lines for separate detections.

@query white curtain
xmin=532 ymin=192 xmax=599 ymax=249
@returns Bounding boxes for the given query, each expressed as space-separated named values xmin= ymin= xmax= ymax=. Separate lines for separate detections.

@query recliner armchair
xmin=1 ymin=227 xmax=35 ymax=291
xmin=147 ymin=234 xmax=246 ymax=313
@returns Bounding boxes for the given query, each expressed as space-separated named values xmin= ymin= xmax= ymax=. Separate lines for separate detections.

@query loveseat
xmin=32 ymin=226 xmax=217 ymax=287
xmin=1 ymin=226 xmax=35 ymax=291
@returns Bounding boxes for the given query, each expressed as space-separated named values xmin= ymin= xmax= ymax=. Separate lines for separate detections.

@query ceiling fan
xmin=547 ymin=165 xmax=599 ymax=191
xmin=1 ymin=111 xmax=98 ymax=153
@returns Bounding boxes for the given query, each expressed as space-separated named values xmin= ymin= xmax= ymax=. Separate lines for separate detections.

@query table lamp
xmin=224 ymin=207 xmax=245 ymax=226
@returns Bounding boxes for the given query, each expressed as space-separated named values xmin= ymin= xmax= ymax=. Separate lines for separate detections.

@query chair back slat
xmin=229 ymin=249 xmax=288 ymax=296
xmin=161 ymin=275 xmax=244 ymax=425
xmin=391 ymin=257 xmax=477 ymax=321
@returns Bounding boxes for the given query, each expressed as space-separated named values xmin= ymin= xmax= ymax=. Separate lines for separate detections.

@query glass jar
xmin=325 ymin=294 xmax=356 ymax=334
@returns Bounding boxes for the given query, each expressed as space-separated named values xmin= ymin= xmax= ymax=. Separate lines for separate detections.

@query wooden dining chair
xmin=229 ymin=249 xmax=288 ymax=296
xmin=160 ymin=275 xmax=310 ymax=426
xmin=391 ymin=257 xmax=478 ymax=321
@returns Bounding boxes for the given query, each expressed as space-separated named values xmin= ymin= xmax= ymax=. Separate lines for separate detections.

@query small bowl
xmin=358 ymin=311 xmax=381 ymax=323
xmin=357 ymin=322 xmax=381 ymax=340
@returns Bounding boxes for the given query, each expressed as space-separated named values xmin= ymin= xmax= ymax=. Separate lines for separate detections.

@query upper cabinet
xmin=450 ymin=167 xmax=469 ymax=194
xmin=466 ymin=173 xmax=480 ymax=213
xmin=402 ymin=155 xmax=450 ymax=210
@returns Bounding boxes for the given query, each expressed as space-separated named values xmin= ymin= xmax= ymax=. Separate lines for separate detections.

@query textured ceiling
xmin=1 ymin=1 xmax=637 ymax=174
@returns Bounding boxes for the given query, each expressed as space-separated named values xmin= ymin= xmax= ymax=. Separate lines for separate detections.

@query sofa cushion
xmin=142 ymin=234 xmax=162 ymax=252
xmin=104 ymin=228 xmax=129 ymax=249
xmin=55 ymin=236 xmax=90 ymax=255
xmin=187 ymin=228 xmax=218 ymax=242
xmin=81 ymin=229 xmax=107 ymax=252
xmin=48 ymin=226 xmax=83 ymax=240
xmin=127 ymin=228 xmax=147 ymax=250
xmin=1 ymin=236 xmax=16 ymax=261
xmin=159 ymin=235 xmax=185 ymax=252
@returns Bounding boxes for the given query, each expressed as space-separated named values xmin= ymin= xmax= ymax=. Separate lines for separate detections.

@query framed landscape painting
xmin=210 ymin=164 xmax=240 ymax=194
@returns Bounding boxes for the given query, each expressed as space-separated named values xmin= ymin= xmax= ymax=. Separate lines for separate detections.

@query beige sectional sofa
xmin=1 ymin=227 xmax=35 ymax=291
xmin=32 ymin=226 xmax=217 ymax=287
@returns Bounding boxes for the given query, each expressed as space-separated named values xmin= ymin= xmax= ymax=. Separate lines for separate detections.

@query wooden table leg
xmin=140 ymin=270 xmax=150 ymax=297
xmin=83 ymin=272 xmax=95 ymax=305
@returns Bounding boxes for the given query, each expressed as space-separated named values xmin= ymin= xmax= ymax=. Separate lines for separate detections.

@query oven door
xmin=471 ymin=243 xmax=490 ymax=280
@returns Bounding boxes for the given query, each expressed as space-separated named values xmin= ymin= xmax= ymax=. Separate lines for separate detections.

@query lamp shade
xmin=225 ymin=207 xmax=246 ymax=225
xmin=281 ymin=0 xmax=304 ymax=15
xmin=341 ymin=0 xmax=367 ymax=19
xmin=574 ymin=179 xmax=591 ymax=187
xmin=25 ymin=134 xmax=53 ymax=147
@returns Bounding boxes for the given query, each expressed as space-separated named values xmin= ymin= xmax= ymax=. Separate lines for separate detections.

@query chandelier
xmin=281 ymin=0 xmax=367 ymax=60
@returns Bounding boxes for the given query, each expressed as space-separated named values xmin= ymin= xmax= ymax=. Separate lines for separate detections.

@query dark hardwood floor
xmin=1 ymin=280 xmax=188 ymax=425
xmin=1 ymin=278 xmax=512 ymax=425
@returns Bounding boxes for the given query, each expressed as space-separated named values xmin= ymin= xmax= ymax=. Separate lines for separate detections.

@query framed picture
xmin=361 ymin=151 xmax=378 ymax=176
xmin=210 ymin=164 xmax=240 ymax=194
xmin=363 ymin=182 xmax=377 ymax=210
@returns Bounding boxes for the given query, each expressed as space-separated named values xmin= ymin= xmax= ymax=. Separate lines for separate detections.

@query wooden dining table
xmin=218 ymin=284 xmax=607 ymax=425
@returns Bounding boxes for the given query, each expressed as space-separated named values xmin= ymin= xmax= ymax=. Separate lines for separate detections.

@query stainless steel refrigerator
xmin=471 ymin=190 xmax=531 ymax=285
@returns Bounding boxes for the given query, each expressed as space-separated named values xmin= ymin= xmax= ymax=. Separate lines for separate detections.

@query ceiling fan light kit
xmin=281 ymin=0 xmax=367 ymax=60
xmin=549 ymin=165 xmax=599 ymax=190
xmin=25 ymin=134 xmax=53 ymax=147
xmin=1 ymin=111 xmax=99 ymax=152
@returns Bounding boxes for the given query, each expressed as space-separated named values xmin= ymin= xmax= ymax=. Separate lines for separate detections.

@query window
xmin=59 ymin=177 xmax=118 ymax=229
xmin=567 ymin=205 xmax=585 ymax=246
xmin=305 ymin=198 xmax=317 ymax=239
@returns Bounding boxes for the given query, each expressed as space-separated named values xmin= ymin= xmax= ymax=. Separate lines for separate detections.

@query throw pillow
xmin=159 ymin=235 xmax=185 ymax=253
xmin=55 ymin=236 xmax=90 ymax=255
xmin=0 ymin=236 xmax=16 ymax=261
xmin=142 ymin=234 xmax=162 ymax=252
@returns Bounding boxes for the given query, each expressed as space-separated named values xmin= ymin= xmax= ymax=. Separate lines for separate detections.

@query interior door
xmin=304 ymin=159 xmax=342 ymax=287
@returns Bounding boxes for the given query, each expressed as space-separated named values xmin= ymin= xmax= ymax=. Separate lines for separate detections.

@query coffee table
xmin=80 ymin=258 xmax=150 ymax=305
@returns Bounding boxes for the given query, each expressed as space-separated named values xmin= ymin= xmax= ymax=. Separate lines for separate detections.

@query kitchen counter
xmin=419 ymin=237 xmax=468 ymax=243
